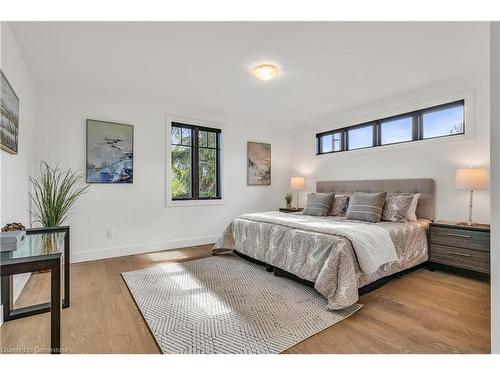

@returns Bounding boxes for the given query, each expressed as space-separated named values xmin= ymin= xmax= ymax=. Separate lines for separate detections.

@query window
xmin=316 ymin=100 xmax=465 ymax=155
xmin=380 ymin=115 xmax=413 ymax=145
xmin=171 ymin=122 xmax=221 ymax=200
xmin=422 ymin=102 xmax=464 ymax=139
xmin=318 ymin=131 xmax=342 ymax=153
xmin=347 ymin=124 xmax=374 ymax=150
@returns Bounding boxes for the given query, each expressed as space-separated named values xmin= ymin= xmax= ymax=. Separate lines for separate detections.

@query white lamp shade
xmin=455 ymin=168 xmax=489 ymax=190
xmin=290 ymin=176 xmax=305 ymax=190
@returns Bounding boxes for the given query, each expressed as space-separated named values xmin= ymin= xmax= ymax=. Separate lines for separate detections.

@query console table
xmin=0 ymin=226 xmax=70 ymax=354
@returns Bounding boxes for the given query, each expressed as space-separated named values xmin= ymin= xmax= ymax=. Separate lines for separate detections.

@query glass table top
xmin=0 ymin=232 xmax=65 ymax=262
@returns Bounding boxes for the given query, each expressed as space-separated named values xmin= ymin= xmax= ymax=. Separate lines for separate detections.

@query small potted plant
xmin=29 ymin=161 xmax=89 ymax=254
xmin=284 ymin=193 xmax=293 ymax=209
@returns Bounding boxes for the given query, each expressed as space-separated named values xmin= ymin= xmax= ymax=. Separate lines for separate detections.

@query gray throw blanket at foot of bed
xmin=213 ymin=211 xmax=399 ymax=310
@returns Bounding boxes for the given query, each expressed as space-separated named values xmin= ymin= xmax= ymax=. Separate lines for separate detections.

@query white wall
xmin=34 ymin=85 xmax=290 ymax=262
xmin=0 ymin=23 xmax=36 ymax=320
xmin=3 ymin=21 xmax=495 ymax=346
xmin=490 ymin=21 xmax=499 ymax=354
xmin=289 ymin=74 xmax=491 ymax=224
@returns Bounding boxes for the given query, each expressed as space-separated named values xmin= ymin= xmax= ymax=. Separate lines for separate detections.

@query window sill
xmin=165 ymin=199 xmax=226 ymax=208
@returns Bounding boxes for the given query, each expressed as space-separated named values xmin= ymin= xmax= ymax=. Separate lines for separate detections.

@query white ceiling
xmin=7 ymin=22 xmax=489 ymax=129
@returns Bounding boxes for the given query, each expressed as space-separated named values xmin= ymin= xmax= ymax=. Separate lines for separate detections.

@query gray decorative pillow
xmin=346 ymin=192 xmax=387 ymax=222
xmin=329 ymin=194 xmax=350 ymax=216
xmin=382 ymin=194 xmax=414 ymax=222
xmin=303 ymin=193 xmax=335 ymax=216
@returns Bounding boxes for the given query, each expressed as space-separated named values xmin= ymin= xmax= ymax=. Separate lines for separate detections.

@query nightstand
xmin=279 ymin=208 xmax=303 ymax=213
xmin=428 ymin=222 xmax=490 ymax=274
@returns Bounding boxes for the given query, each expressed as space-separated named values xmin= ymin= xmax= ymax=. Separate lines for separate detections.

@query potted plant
xmin=29 ymin=162 xmax=89 ymax=253
xmin=284 ymin=193 xmax=293 ymax=209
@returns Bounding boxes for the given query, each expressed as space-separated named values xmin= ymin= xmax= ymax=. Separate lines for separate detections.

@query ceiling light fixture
xmin=252 ymin=64 xmax=280 ymax=81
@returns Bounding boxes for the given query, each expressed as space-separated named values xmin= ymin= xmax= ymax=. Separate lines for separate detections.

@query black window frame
xmin=346 ymin=122 xmax=376 ymax=151
xmin=317 ymin=130 xmax=343 ymax=154
xmin=379 ymin=113 xmax=415 ymax=146
xmin=316 ymin=99 xmax=465 ymax=155
xmin=171 ymin=122 xmax=222 ymax=201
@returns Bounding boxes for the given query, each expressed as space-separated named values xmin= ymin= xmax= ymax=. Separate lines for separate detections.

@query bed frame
xmin=233 ymin=250 xmax=424 ymax=296
xmin=234 ymin=178 xmax=436 ymax=295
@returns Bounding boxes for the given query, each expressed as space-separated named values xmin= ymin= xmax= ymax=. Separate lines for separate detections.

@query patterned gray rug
xmin=122 ymin=254 xmax=362 ymax=354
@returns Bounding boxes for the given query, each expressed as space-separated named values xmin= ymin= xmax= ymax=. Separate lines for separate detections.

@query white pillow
xmin=406 ymin=193 xmax=420 ymax=221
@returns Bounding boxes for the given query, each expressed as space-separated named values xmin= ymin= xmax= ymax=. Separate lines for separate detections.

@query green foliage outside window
xmin=171 ymin=145 xmax=192 ymax=198
xmin=171 ymin=126 xmax=219 ymax=200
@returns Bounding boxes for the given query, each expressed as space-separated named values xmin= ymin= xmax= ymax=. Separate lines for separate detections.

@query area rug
xmin=121 ymin=254 xmax=362 ymax=354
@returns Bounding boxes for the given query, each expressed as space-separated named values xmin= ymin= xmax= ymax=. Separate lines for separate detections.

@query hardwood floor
xmin=0 ymin=245 xmax=491 ymax=354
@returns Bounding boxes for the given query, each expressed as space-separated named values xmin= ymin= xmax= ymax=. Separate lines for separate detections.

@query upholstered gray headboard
xmin=316 ymin=178 xmax=435 ymax=221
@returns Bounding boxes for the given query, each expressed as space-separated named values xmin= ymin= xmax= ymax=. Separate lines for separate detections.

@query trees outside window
xmin=171 ymin=123 xmax=221 ymax=200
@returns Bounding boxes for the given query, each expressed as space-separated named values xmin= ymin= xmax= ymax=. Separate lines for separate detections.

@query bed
xmin=213 ymin=178 xmax=435 ymax=310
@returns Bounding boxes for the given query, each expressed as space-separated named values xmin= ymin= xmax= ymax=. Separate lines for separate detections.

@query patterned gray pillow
xmin=382 ymin=194 xmax=414 ymax=222
xmin=346 ymin=192 xmax=387 ymax=222
xmin=303 ymin=193 xmax=335 ymax=216
xmin=329 ymin=194 xmax=350 ymax=216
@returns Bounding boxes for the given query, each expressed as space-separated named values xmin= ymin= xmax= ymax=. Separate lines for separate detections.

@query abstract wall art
xmin=86 ymin=119 xmax=134 ymax=183
xmin=247 ymin=141 xmax=271 ymax=186
xmin=1 ymin=70 xmax=20 ymax=154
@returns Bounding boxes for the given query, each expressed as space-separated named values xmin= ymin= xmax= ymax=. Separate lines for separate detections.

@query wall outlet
xmin=106 ymin=230 xmax=113 ymax=239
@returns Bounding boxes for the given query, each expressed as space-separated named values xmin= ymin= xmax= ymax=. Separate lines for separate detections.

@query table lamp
xmin=455 ymin=168 xmax=488 ymax=225
xmin=290 ymin=176 xmax=305 ymax=209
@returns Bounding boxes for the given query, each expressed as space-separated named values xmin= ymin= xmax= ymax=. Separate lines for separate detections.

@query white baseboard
xmin=71 ymin=235 xmax=219 ymax=263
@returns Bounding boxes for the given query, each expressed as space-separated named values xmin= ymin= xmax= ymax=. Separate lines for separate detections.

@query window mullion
xmin=192 ymin=127 xmax=199 ymax=200
xmin=374 ymin=122 xmax=380 ymax=147
xmin=216 ymin=132 xmax=221 ymax=198
xmin=411 ymin=113 xmax=418 ymax=141
xmin=416 ymin=111 xmax=423 ymax=140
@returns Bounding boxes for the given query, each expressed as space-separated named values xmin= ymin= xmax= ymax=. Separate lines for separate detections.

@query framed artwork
xmin=247 ymin=141 xmax=271 ymax=186
xmin=86 ymin=119 xmax=134 ymax=183
xmin=1 ymin=70 xmax=20 ymax=154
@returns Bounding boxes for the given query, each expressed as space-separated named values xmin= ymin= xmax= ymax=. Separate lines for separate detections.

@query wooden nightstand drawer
xmin=430 ymin=244 xmax=490 ymax=274
xmin=430 ymin=226 xmax=490 ymax=252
